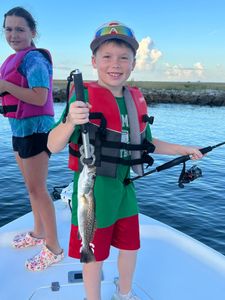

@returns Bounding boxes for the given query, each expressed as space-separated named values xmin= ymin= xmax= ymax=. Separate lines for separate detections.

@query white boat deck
xmin=1 ymin=200 xmax=225 ymax=300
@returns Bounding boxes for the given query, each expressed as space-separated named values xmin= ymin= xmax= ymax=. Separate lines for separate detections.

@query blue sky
xmin=1 ymin=0 xmax=225 ymax=82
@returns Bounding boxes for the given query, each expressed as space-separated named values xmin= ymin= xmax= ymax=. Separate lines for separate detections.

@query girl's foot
xmin=25 ymin=245 xmax=64 ymax=271
xmin=12 ymin=232 xmax=45 ymax=249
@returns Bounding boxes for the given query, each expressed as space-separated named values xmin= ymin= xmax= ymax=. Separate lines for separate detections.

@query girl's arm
xmin=152 ymin=138 xmax=203 ymax=160
xmin=0 ymin=80 xmax=48 ymax=106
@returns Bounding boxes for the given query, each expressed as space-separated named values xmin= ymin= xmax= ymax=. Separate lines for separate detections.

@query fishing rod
xmin=62 ymin=69 xmax=95 ymax=165
xmin=124 ymin=141 xmax=225 ymax=186
xmin=72 ymin=69 xmax=95 ymax=166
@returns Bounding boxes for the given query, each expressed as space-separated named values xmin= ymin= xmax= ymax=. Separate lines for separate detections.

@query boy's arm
xmin=48 ymin=121 xmax=75 ymax=153
xmin=48 ymin=101 xmax=90 ymax=153
xmin=152 ymin=138 xmax=203 ymax=160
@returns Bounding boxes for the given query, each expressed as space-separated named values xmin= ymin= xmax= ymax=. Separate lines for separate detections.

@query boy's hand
xmin=183 ymin=146 xmax=203 ymax=160
xmin=66 ymin=101 xmax=91 ymax=126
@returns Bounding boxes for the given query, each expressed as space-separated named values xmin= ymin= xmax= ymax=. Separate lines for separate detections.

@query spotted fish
xmin=77 ymin=164 xmax=96 ymax=263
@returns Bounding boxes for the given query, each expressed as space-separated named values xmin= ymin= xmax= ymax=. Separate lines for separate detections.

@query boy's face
xmin=92 ymin=41 xmax=136 ymax=96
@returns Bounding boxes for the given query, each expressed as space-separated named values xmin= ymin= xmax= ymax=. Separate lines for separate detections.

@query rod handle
xmin=73 ymin=70 xmax=88 ymax=134
xmin=199 ymin=146 xmax=212 ymax=154
xmin=156 ymin=155 xmax=190 ymax=172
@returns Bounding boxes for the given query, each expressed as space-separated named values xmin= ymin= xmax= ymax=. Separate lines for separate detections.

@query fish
xmin=77 ymin=164 xmax=96 ymax=263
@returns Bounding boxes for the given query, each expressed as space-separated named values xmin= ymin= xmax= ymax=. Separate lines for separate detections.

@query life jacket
xmin=68 ymin=82 xmax=155 ymax=178
xmin=0 ymin=47 xmax=54 ymax=119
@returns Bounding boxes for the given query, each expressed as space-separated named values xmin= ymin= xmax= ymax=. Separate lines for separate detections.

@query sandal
xmin=25 ymin=245 xmax=64 ymax=271
xmin=12 ymin=232 xmax=45 ymax=249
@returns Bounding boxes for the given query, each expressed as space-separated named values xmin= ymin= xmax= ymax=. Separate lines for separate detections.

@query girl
xmin=0 ymin=7 xmax=63 ymax=271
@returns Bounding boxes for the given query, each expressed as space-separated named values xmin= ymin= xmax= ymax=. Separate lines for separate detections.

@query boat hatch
xmin=67 ymin=269 xmax=104 ymax=284
xmin=29 ymin=281 xmax=114 ymax=300
xmin=68 ymin=270 xmax=83 ymax=283
xmin=28 ymin=278 xmax=151 ymax=299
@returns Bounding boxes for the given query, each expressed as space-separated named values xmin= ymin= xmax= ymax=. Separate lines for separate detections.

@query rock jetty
xmin=141 ymin=88 xmax=225 ymax=106
xmin=53 ymin=86 xmax=225 ymax=106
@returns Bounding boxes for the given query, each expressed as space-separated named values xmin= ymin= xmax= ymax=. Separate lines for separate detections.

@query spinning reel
xmin=178 ymin=163 xmax=202 ymax=188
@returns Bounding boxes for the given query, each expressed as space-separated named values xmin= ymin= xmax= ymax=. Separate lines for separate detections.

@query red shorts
xmin=69 ymin=214 xmax=140 ymax=261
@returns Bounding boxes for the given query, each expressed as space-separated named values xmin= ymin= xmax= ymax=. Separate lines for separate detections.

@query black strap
xmin=0 ymin=92 xmax=9 ymax=97
xmin=89 ymin=112 xmax=107 ymax=137
xmin=95 ymin=139 xmax=155 ymax=152
xmin=142 ymin=114 xmax=154 ymax=124
xmin=0 ymin=105 xmax=17 ymax=114
xmin=69 ymin=139 xmax=155 ymax=155
xmin=100 ymin=152 xmax=154 ymax=167
xmin=69 ymin=144 xmax=154 ymax=167
xmin=62 ymin=71 xmax=75 ymax=123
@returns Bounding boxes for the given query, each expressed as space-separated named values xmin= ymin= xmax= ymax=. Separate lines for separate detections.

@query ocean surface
xmin=1 ymin=102 xmax=225 ymax=255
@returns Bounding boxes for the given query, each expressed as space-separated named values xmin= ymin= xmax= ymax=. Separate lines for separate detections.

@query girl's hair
xmin=3 ymin=7 xmax=37 ymax=46
xmin=3 ymin=6 xmax=36 ymax=31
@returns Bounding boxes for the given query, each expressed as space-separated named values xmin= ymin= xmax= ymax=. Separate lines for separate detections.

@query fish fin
xmin=77 ymin=230 xmax=82 ymax=240
xmin=80 ymin=246 xmax=96 ymax=263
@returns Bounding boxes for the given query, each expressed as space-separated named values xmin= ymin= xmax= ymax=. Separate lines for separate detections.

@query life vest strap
xmin=0 ymin=105 xmax=17 ymax=114
xmin=142 ymin=114 xmax=154 ymax=124
xmin=89 ymin=112 xmax=107 ymax=137
xmin=69 ymin=144 xmax=154 ymax=167
xmin=69 ymin=139 xmax=155 ymax=155
xmin=0 ymin=92 xmax=9 ymax=97
xmin=97 ymin=139 xmax=155 ymax=152
xmin=100 ymin=152 xmax=154 ymax=167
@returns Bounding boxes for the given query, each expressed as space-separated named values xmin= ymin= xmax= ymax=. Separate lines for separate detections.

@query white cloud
xmin=164 ymin=62 xmax=205 ymax=80
xmin=150 ymin=48 xmax=162 ymax=64
xmin=194 ymin=62 xmax=204 ymax=77
xmin=136 ymin=37 xmax=162 ymax=70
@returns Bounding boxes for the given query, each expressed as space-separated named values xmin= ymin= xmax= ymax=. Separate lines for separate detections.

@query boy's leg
xmin=83 ymin=261 xmax=103 ymax=300
xmin=117 ymin=249 xmax=137 ymax=294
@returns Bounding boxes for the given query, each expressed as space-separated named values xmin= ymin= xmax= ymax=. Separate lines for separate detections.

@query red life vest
xmin=68 ymin=82 xmax=154 ymax=178
xmin=0 ymin=47 xmax=54 ymax=119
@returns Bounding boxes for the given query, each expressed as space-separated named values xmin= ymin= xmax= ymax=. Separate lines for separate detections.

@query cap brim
xmin=90 ymin=34 xmax=139 ymax=53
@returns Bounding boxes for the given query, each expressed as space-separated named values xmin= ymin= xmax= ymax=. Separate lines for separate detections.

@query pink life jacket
xmin=68 ymin=82 xmax=155 ymax=177
xmin=0 ymin=47 xmax=54 ymax=119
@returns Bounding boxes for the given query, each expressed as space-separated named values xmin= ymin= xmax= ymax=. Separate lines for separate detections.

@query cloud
xmin=164 ymin=62 xmax=205 ymax=80
xmin=136 ymin=37 xmax=162 ymax=70
xmin=53 ymin=65 xmax=72 ymax=71
xmin=194 ymin=62 xmax=204 ymax=77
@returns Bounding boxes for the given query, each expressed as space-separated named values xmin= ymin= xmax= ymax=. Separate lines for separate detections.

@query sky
xmin=0 ymin=0 xmax=225 ymax=82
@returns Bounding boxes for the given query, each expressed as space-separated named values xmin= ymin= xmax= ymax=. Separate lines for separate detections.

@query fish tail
xmin=80 ymin=246 xmax=96 ymax=263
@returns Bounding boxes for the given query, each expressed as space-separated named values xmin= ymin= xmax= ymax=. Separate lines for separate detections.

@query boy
xmin=48 ymin=21 xmax=202 ymax=300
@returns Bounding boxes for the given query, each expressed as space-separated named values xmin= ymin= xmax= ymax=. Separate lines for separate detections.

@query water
xmin=1 ymin=102 xmax=225 ymax=255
